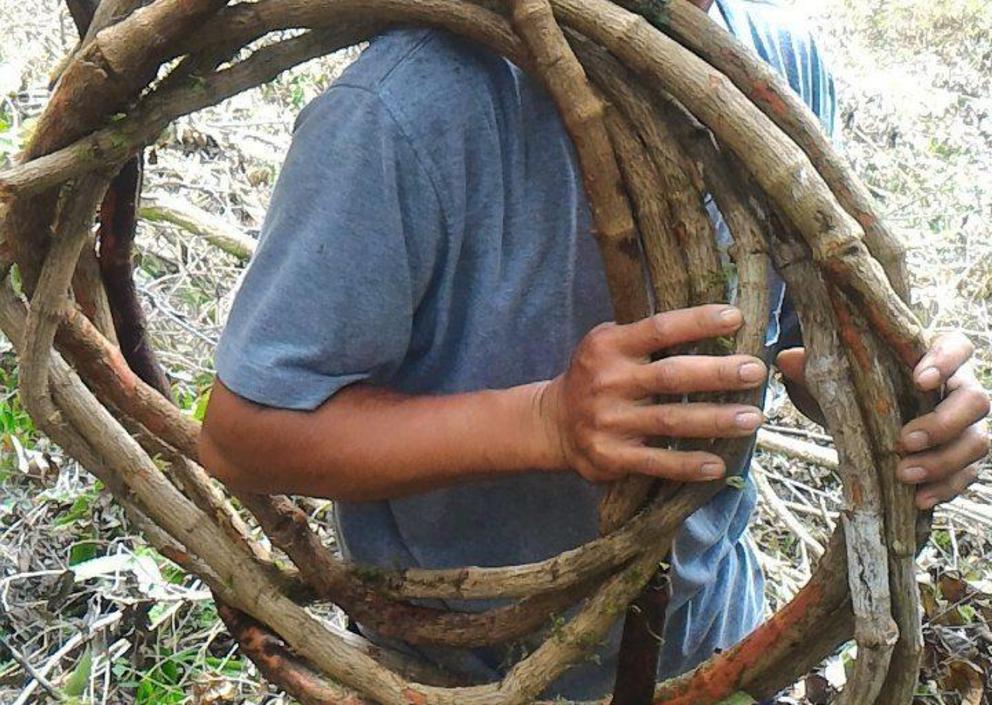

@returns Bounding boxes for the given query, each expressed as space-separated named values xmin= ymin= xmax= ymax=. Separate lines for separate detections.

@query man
xmin=200 ymin=0 xmax=989 ymax=697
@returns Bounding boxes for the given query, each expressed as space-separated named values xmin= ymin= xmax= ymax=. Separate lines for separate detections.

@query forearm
xmin=200 ymin=380 xmax=562 ymax=501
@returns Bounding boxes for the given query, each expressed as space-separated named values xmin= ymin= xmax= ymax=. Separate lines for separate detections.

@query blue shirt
xmin=214 ymin=1 xmax=836 ymax=696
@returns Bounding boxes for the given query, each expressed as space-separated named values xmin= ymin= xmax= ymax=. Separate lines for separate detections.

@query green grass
xmin=112 ymin=605 xmax=249 ymax=705
xmin=0 ymin=363 xmax=38 ymax=478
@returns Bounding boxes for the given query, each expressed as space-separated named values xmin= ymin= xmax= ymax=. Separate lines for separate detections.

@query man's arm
xmin=201 ymin=379 xmax=553 ymax=501
xmin=202 ymin=305 xmax=769 ymax=501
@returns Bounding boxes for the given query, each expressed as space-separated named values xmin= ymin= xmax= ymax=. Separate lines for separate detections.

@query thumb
xmin=775 ymin=347 xmax=808 ymax=385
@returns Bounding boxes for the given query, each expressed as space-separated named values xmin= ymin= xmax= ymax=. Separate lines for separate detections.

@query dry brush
xmin=0 ymin=0 xmax=935 ymax=703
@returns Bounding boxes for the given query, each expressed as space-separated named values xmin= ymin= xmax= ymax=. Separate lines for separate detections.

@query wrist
xmin=527 ymin=378 xmax=570 ymax=471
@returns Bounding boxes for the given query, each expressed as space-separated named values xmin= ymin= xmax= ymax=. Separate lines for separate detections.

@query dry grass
xmin=1 ymin=0 xmax=990 ymax=703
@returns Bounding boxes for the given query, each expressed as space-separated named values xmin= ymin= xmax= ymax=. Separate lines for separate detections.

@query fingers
xmin=617 ymin=402 xmax=763 ymax=439
xmin=612 ymin=446 xmax=726 ymax=482
xmin=913 ymin=463 xmax=982 ymax=510
xmin=628 ymin=354 xmax=767 ymax=397
xmin=896 ymin=346 xmax=989 ymax=509
xmin=914 ymin=332 xmax=974 ymax=391
xmin=774 ymin=347 xmax=807 ymax=386
xmin=615 ymin=305 xmax=744 ymax=358
xmin=897 ymin=423 xmax=989 ymax=486
xmin=900 ymin=376 xmax=990 ymax=452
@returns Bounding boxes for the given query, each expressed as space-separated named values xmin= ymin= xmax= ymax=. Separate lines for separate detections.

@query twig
xmin=0 ymin=634 xmax=65 ymax=702
xmin=762 ymin=423 xmax=833 ymax=443
xmin=11 ymin=611 xmax=123 ymax=705
xmin=756 ymin=428 xmax=839 ymax=470
xmin=752 ymin=459 xmax=825 ymax=559
xmin=139 ymin=193 xmax=256 ymax=262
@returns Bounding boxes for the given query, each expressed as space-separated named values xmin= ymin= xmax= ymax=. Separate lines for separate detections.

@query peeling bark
xmin=0 ymin=2 xmax=928 ymax=703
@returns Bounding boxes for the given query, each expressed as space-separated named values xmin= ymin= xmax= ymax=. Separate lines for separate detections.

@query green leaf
xmin=192 ymin=387 xmax=212 ymax=422
xmin=68 ymin=541 xmax=98 ymax=566
xmin=54 ymin=488 xmax=99 ymax=527
xmin=61 ymin=647 xmax=92 ymax=698
xmin=717 ymin=693 xmax=756 ymax=705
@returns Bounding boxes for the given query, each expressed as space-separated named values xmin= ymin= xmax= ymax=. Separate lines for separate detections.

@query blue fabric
xmin=214 ymin=1 xmax=836 ymax=697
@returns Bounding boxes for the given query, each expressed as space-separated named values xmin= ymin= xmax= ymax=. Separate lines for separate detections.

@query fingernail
xmin=701 ymin=462 xmax=725 ymax=478
xmin=917 ymin=367 xmax=940 ymax=389
xmin=903 ymin=430 xmax=929 ymax=452
xmin=720 ymin=308 xmax=743 ymax=325
xmin=899 ymin=466 xmax=926 ymax=483
xmin=739 ymin=362 xmax=765 ymax=384
xmin=736 ymin=411 xmax=762 ymax=430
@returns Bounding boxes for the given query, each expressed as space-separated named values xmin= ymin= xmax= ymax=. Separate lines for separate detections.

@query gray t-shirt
xmin=215 ymin=1 xmax=835 ymax=696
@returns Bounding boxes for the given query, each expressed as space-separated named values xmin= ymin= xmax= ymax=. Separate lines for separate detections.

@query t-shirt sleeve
xmin=214 ymin=85 xmax=444 ymax=410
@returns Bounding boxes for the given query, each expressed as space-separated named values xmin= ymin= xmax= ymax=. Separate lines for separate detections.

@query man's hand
xmin=777 ymin=332 xmax=990 ymax=510
xmin=540 ymin=304 xmax=768 ymax=484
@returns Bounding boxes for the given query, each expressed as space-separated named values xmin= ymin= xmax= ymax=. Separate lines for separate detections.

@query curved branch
xmin=616 ymin=0 xmax=911 ymax=302
xmin=653 ymin=529 xmax=852 ymax=704
xmin=770 ymin=228 xmax=896 ymax=705
xmin=548 ymin=0 xmax=928 ymax=369
xmin=19 ymin=176 xmax=109 ymax=430
xmin=97 ymin=155 xmax=173 ymax=395
xmin=241 ymin=493 xmax=600 ymax=648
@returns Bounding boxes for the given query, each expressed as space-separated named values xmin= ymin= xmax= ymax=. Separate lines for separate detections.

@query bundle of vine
xmin=0 ymin=0 xmax=939 ymax=703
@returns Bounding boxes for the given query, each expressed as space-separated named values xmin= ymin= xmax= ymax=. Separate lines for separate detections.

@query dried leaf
xmin=939 ymin=659 xmax=984 ymax=705
xmin=192 ymin=675 xmax=238 ymax=705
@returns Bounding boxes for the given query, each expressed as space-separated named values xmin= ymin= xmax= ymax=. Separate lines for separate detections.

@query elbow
xmin=200 ymin=423 xmax=366 ymax=501
xmin=198 ymin=391 xmax=356 ymax=500
xmin=198 ymin=380 xmax=382 ymax=501
xmin=199 ymin=421 xmax=265 ymax=495
xmin=199 ymin=387 xmax=277 ymax=495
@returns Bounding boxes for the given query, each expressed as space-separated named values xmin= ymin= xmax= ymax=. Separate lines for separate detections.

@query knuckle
xmin=584 ymin=435 xmax=613 ymax=468
xmin=589 ymin=369 xmax=623 ymax=397
xmin=955 ymin=333 xmax=976 ymax=357
xmin=577 ymin=458 xmax=607 ymax=483
xmin=583 ymin=324 xmax=615 ymax=357
xmin=648 ymin=313 xmax=669 ymax=343
xmin=954 ymin=466 xmax=979 ymax=494
xmin=594 ymin=407 xmax=623 ymax=433
xmin=653 ymin=360 xmax=678 ymax=393
xmin=642 ymin=453 xmax=673 ymax=478
xmin=974 ymin=390 xmax=992 ymax=419
xmin=704 ymin=415 xmax=722 ymax=438
xmin=972 ymin=426 xmax=991 ymax=457
xmin=653 ymin=406 xmax=677 ymax=436
xmin=718 ymin=359 xmax=739 ymax=387
xmin=931 ymin=411 xmax=953 ymax=438
xmin=598 ymin=455 xmax=624 ymax=479
xmin=964 ymin=464 xmax=981 ymax=486
xmin=714 ymin=409 xmax=736 ymax=435
xmin=678 ymin=453 xmax=704 ymax=477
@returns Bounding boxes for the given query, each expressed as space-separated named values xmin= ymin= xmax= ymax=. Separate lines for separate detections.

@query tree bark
xmin=0 ymin=1 xmax=930 ymax=703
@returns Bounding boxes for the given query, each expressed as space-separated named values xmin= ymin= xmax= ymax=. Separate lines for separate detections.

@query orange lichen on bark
xmin=749 ymin=80 xmax=789 ymax=116
xmin=656 ymin=581 xmax=826 ymax=705
xmin=830 ymin=290 xmax=872 ymax=371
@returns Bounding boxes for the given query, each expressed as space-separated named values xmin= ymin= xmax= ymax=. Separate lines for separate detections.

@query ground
xmin=0 ymin=1 xmax=990 ymax=703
